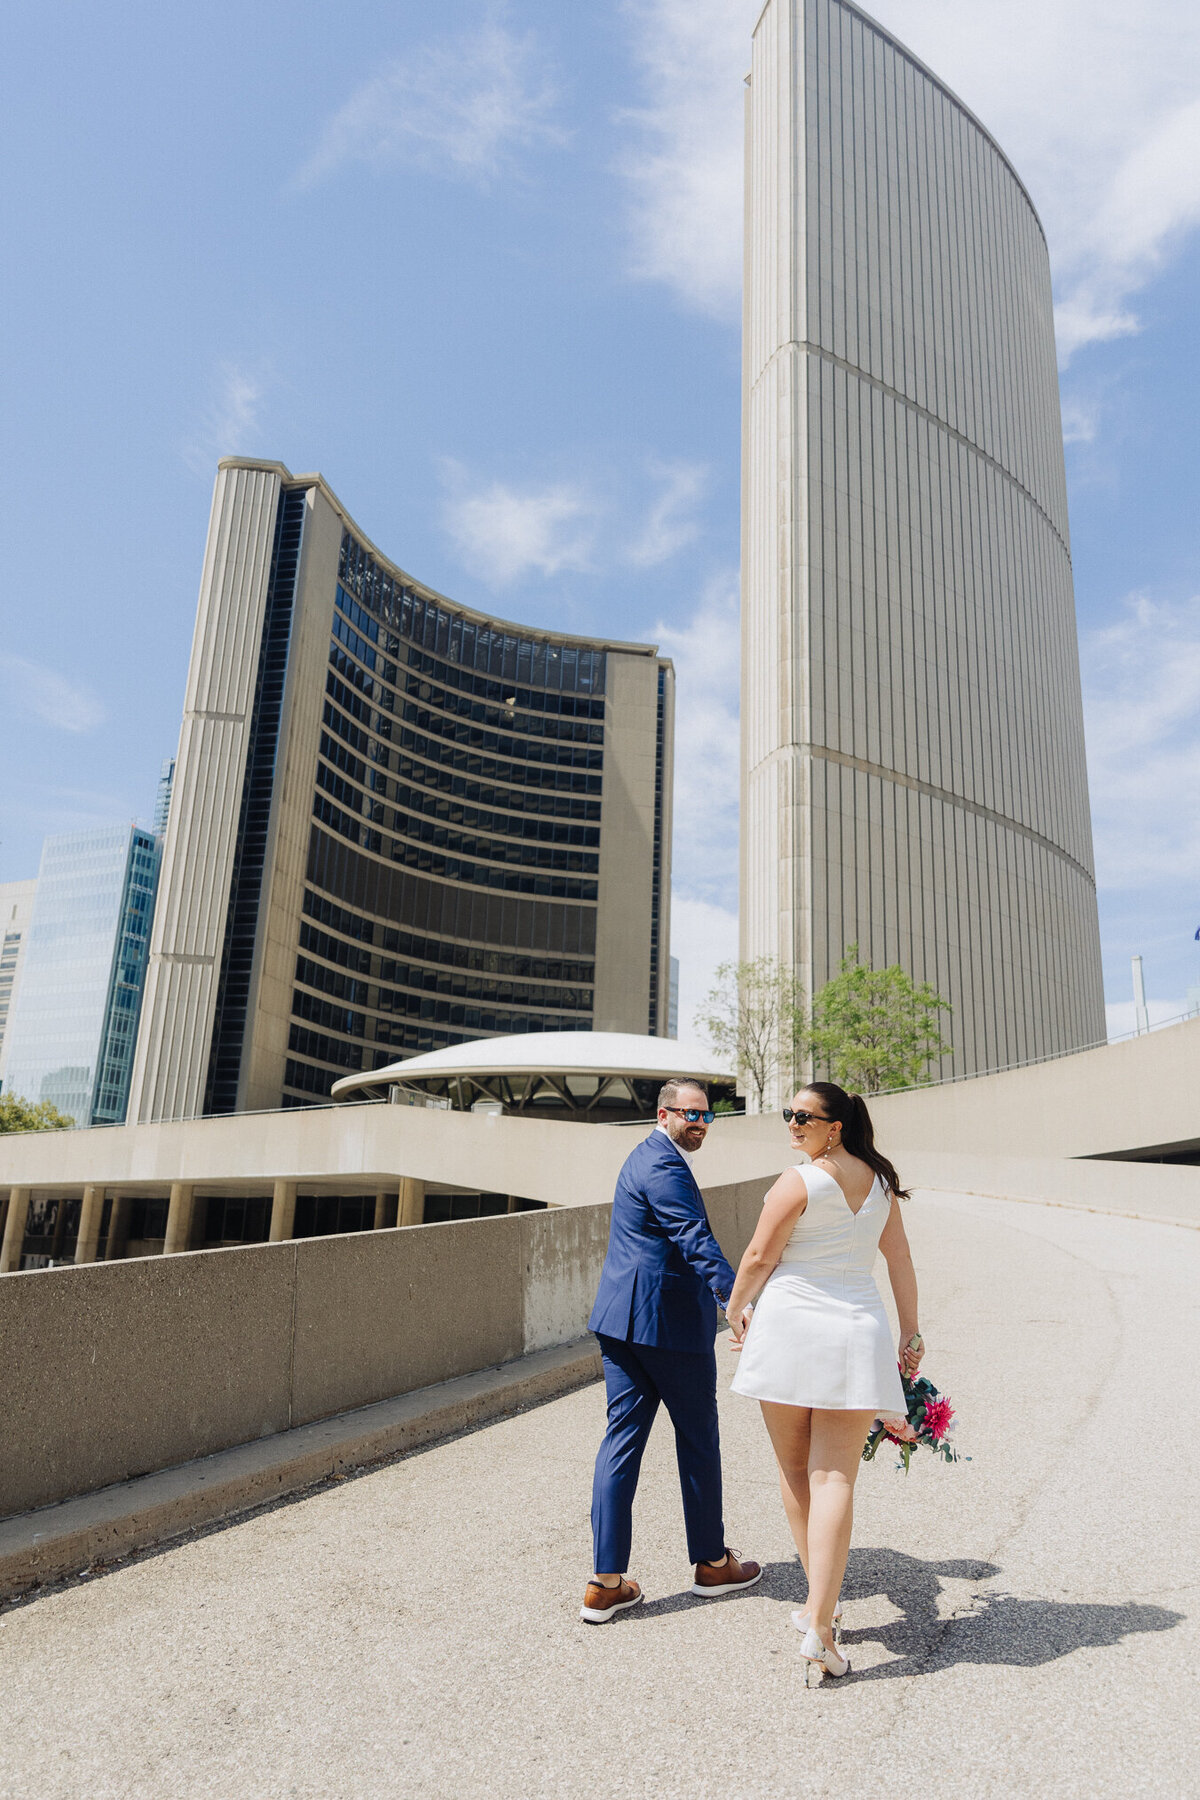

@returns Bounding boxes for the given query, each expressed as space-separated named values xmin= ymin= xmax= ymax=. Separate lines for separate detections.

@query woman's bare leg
xmin=805 ymin=1409 xmax=875 ymax=1651
xmin=759 ymin=1402 xmax=813 ymax=1586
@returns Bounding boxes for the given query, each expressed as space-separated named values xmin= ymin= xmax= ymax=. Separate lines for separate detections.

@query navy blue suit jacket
xmin=588 ymin=1130 xmax=737 ymax=1353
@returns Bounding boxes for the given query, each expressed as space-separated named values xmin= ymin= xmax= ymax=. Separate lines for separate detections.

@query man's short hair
xmin=657 ymin=1077 xmax=710 ymax=1112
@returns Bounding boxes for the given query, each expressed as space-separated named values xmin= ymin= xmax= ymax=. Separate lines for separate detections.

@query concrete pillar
xmin=373 ymin=1191 xmax=398 ymax=1230
xmin=75 ymin=1186 xmax=106 ymax=1264
xmin=104 ymin=1193 xmax=131 ymax=1261
xmin=269 ymin=1179 xmax=297 ymax=1243
xmin=0 ymin=1188 xmax=32 ymax=1274
xmin=49 ymin=1195 xmax=70 ymax=1262
xmin=397 ymin=1178 xmax=425 ymax=1228
xmin=163 ymin=1182 xmax=199 ymax=1256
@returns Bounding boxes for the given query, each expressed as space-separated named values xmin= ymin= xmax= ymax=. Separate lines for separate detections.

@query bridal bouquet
xmin=862 ymin=1370 xmax=960 ymax=1471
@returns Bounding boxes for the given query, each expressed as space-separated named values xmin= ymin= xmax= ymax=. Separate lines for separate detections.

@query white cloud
xmin=440 ymin=464 xmax=597 ymax=584
xmin=0 ymin=656 xmax=105 ymax=734
xmin=184 ymin=362 xmax=266 ymax=474
xmin=671 ymin=894 xmax=738 ymax=1044
xmin=618 ymin=0 xmax=758 ymax=318
xmin=440 ymin=455 xmax=707 ymax=586
xmin=627 ymin=460 xmax=707 ymax=567
xmin=655 ymin=568 xmax=740 ymax=911
xmin=1060 ymin=395 xmax=1099 ymax=446
xmin=619 ymin=0 xmax=1200 ymax=355
xmin=296 ymin=19 xmax=565 ymax=189
xmin=1081 ymin=592 xmax=1200 ymax=891
xmin=860 ymin=1 xmax=1200 ymax=359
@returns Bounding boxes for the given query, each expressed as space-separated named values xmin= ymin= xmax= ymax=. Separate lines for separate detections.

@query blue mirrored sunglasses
xmin=664 ymin=1106 xmax=715 ymax=1124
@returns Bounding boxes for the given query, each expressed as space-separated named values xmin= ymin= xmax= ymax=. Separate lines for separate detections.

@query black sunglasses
xmin=782 ymin=1107 xmax=831 ymax=1125
xmin=664 ymin=1106 xmax=715 ymax=1124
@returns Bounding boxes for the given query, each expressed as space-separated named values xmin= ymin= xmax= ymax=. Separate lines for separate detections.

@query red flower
xmin=920 ymin=1395 xmax=954 ymax=1442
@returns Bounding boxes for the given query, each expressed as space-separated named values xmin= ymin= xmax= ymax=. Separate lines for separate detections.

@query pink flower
xmin=879 ymin=1413 xmax=917 ymax=1443
xmin=921 ymin=1395 xmax=955 ymax=1442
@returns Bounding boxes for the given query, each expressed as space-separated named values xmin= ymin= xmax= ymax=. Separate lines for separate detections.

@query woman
xmin=727 ymin=1082 xmax=923 ymax=1684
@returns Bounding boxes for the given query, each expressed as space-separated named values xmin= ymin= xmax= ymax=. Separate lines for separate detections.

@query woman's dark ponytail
xmin=803 ymin=1081 xmax=909 ymax=1198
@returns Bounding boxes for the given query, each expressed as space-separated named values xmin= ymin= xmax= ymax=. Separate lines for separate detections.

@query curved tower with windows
xmin=129 ymin=461 xmax=673 ymax=1120
xmin=742 ymin=0 xmax=1105 ymax=1086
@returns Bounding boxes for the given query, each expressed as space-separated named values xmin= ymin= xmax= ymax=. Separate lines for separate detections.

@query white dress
xmin=730 ymin=1164 xmax=906 ymax=1412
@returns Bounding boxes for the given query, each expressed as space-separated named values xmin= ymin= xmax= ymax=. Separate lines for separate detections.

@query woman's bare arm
xmin=725 ymin=1168 xmax=809 ymax=1338
xmin=878 ymin=1194 xmax=922 ymax=1372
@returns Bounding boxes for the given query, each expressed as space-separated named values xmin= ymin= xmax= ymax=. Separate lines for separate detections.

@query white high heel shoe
xmin=800 ymin=1626 xmax=851 ymax=1685
xmin=790 ymin=1600 xmax=843 ymax=1643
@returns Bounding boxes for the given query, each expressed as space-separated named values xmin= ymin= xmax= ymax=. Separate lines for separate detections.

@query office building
xmin=153 ymin=758 xmax=176 ymax=835
xmin=2 ymin=826 xmax=161 ymax=1124
xmin=128 ymin=460 xmax=674 ymax=1122
xmin=0 ymin=878 xmax=38 ymax=1090
xmin=742 ymin=0 xmax=1106 ymax=1088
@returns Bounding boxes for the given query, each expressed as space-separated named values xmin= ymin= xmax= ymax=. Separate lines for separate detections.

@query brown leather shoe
xmin=690 ymin=1547 xmax=762 ymax=1597
xmin=579 ymin=1578 xmax=644 ymax=1623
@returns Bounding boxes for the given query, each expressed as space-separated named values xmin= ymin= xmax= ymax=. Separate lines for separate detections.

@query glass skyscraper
xmin=129 ymin=461 xmax=674 ymax=1121
xmin=0 ymin=878 xmax=38 ymax=1090
xmin=153 ymin=757 xmax=175 ymax=835
xmin=2 ymin=826 xmax=161 ymax=1125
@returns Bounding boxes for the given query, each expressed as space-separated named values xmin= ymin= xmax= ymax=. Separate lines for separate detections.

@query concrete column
xmin=104 ymin=1193 xmax=131 ymax=1261
xmin=163 ymin=1182 xmax=199 ymax=1256
xmin=75 ymin=1186 xmax=106 ymax=1264
xmin=397 ymin=1178 xmax=425 ymax=1228
xmin=0 ymin=1188 xmax=32 ymax=1274
xmin=49 ymin=1196 xmax=70 ymax=1262
xmin=373 ymin=1191 xmax=398 ymax=1230
xmin=269 ymin=1179 xmax=297 ymax=1243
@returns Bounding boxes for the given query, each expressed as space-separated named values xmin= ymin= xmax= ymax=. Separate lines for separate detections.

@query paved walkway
xmin=2 ymin=1193 xmax=1197 ymax=1799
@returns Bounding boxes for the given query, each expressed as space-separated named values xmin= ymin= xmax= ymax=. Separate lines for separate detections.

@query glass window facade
xmin=92 ymin=831 xmax=161 ymax=1124
xmin=0 ymin=878 xmax=37 ymax=1088
xmin=141 ymin=465 xmax=669 ymax=1123
xmin=206 ymin=490 xmax=306 ymax=1114
xmin=2 ymin=826 xmax=161 ymax=1125
xmin=276 ymin=529 xmax=608 ymax=1106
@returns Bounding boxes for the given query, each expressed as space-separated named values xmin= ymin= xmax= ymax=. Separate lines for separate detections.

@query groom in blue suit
xmin=580 ymin=1079 xmax=761 ymax=1621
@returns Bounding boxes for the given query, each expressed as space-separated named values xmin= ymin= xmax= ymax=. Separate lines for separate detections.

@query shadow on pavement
xmin=838 ymin=1547 xmax=1183 ymax=1679
xmin=618 ymin=1547 xmax=1183 ymax=1678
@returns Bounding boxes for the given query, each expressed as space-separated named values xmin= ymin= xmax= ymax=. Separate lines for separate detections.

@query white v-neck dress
xmin=730 ymin=1165 xmax=906 ymax=1411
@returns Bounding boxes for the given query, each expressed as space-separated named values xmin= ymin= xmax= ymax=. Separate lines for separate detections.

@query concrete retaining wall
xmin=0 ymin=1179 xmax=770 ymax=1520
xmin=901 ymin=1149 xmax=1200 ymax=1226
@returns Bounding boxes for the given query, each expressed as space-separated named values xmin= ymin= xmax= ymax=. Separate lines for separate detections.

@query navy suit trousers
xmin=590 ymin=1333 xmax=725 ymax=1574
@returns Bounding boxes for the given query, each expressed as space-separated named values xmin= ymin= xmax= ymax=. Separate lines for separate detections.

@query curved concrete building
xmin=128 ymin=461 xmax=673 ymax=1122
xmin=742 ymin=0 xmax=1105 ymax=1087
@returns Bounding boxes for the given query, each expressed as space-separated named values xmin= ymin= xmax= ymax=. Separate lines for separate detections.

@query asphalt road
xmin=2 ymin=1192 xmax=1197 ymax=1800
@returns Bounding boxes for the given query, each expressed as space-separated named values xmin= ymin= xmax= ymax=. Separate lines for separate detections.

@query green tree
xmin=807 ymin=944 xmax=952 ymax=1094
xmin=697 ymin=956 xmax=806 ymax=1112
xmin=0 ymin=1093 xmax=75 ymax=1134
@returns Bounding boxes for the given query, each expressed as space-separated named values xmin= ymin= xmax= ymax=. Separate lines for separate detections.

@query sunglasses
xmin=782 ymin=1108 xmax=831 ymax=1125
xmin=664 ymin=1106 xmax=715 ymax=1124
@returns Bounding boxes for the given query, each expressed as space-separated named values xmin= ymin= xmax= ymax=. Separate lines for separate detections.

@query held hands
xmin=726 ymin=1302 xmax=753 ymax=1350
xmin=900 ymin=1331 xmax=925 ymax=1378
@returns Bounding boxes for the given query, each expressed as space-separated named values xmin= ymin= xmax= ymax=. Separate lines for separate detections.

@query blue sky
xmin=1 ymin=0 xmax=1198 ymax=1040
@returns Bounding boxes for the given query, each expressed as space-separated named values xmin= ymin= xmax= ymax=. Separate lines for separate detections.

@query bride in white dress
xmin=726 ymin=1082 xmax=923 ymax=1684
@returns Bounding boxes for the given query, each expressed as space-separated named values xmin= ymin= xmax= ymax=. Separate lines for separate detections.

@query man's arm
xmin=646 ymin=1159 xmax=737 ymax=1304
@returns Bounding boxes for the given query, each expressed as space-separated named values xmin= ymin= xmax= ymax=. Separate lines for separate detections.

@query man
xmin=580 ymin=1078 xmax=761 ymax=1622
